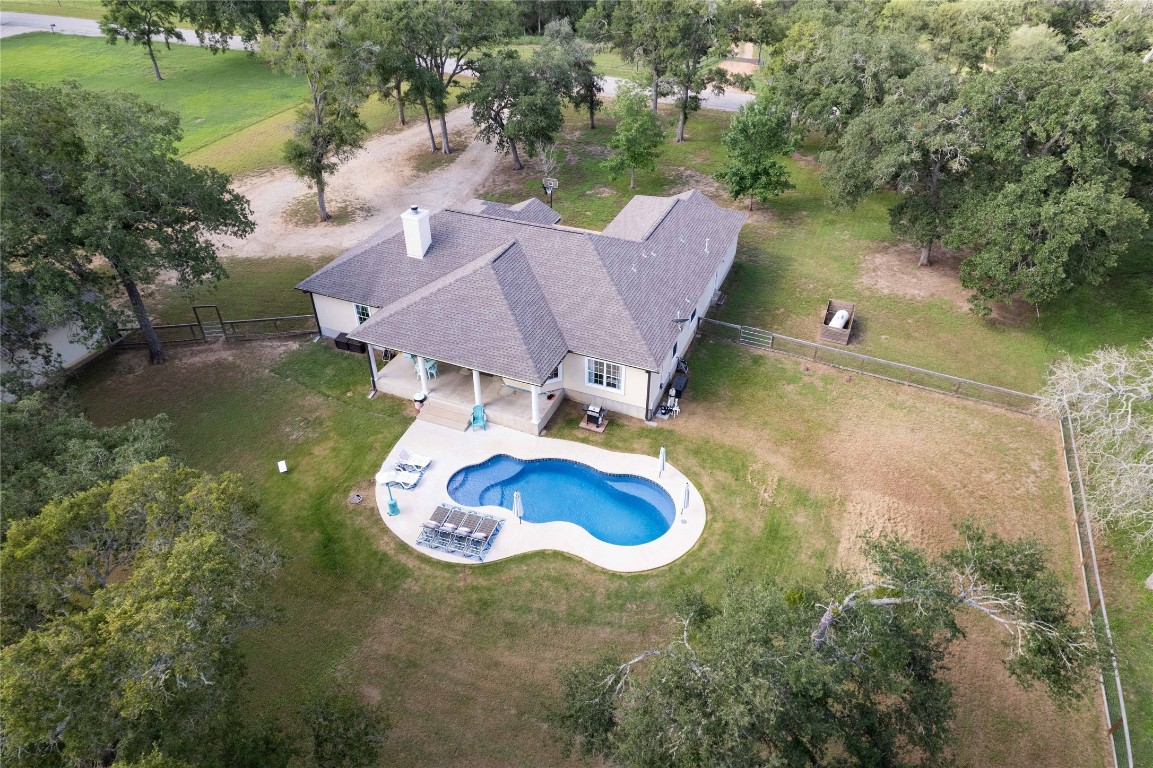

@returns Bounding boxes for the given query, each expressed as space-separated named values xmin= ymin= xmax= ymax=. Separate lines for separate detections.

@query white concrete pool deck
xmin=374 ymin=420 xmax=706 ymax=572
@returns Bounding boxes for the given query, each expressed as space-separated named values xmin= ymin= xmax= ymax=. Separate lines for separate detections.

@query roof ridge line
xmin=353 ymin=241 xmax=517 ymax=331
xmin=444 ymin=206 xmax=567 ymax=232
xmin=490 ymin=247 xmax=567 ymax=383
xmin=637 ymin=198 xmax=680 ymax=242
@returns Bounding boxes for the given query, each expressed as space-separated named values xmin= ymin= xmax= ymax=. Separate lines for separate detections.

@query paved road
xmin=2 ymin=11 xmax=753 ymax=111
xmin=0 ymin=11 xmax=245 ymax=48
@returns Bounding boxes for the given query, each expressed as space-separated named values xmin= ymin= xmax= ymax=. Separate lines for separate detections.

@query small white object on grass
xmin=277 ymin=460 xmax=288 ymax=473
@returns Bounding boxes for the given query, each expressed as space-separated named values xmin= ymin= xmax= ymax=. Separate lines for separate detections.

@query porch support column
xmin=530 ymin=384 xmax=541 ymax=425
xmin=416 ymin=355 xmax=430 ymax=396
xmin=365 ymin=345 xmax=378 ymax=395
xmin=472 ymin=369 xmax=484 ymax=406
xmin=367 ymin=345 xmax=380 ymax=381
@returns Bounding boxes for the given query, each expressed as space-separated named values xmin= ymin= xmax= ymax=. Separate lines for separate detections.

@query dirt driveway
xmin=217 ymin=106 xmax=500 ymax=259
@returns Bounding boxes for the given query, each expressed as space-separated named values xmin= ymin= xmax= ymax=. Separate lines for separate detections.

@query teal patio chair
xmin=471 ymin=404 xmax=487 ymax=431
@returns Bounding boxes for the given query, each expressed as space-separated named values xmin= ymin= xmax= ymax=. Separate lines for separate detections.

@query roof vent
xmin=400 ymin=206 xmax=431 ymax=259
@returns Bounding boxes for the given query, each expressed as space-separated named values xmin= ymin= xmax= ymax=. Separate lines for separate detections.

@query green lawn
xmin=0 ymin=33 xmax=410 ymax=177
xmin=73 ymin=336 xmax=1104 ymax=767
xmin=0 ymin=0 xmax=104 ymax=20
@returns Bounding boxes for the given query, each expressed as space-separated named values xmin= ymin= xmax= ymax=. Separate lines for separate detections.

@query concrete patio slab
xmin=373 ymin=420 xmax=706 ymax=572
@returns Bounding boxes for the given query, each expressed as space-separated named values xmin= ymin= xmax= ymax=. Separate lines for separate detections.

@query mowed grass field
xmin=0 ymin=33 xmax=408 ymax=177
xmin=75 ymin=336 xmax=1106 ymax=768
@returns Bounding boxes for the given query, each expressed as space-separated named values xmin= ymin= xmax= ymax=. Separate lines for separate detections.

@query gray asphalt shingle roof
xmin=297 ymin=191 xmax=746 ymax=384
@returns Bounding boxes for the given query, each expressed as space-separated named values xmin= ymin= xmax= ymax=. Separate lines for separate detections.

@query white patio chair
xmin=375 ymin=468 xmax=422 ymax=489
xmin=396 ymin=447 xmax=432 ymax=472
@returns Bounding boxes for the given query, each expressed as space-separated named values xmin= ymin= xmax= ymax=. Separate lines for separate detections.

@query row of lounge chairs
xmin=416 ymin=504 xmax=504 ymax=561
xmin=374 ymin=448 xmax=434 ymax=489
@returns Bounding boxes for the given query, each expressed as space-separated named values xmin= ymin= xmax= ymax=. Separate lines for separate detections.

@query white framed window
xmin=354 ymin=304 xmax=371 ymax=324
xmin=546 ymin=362 xmax=563 ymax=384
xmin=586 ymin=358 xmax=623 ymax=391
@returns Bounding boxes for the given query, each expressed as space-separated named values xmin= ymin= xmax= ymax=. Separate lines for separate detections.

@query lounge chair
xmin=420 ymin=505 xmax=454 ymax=531
xmin=470 ymin=404 xmax=487 ymax=431
xmin=375 ymin=468 xmax=422 ymax=489
xmin=465 ymin=516 xmax=503 ymax=560
xmin=395 ymin=447 xmax=432 ymax=472
xmin=449 ymin=512 xmax=483 ymax=549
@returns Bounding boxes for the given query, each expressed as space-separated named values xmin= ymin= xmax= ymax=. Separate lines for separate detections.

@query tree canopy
xmin=180 ymin=0 xmax=289 ymax=54
xmin=603 ymin=81 xmax=665 ymax=190
xmin=462 ymin=49 xmax=564 ymax=171
xmin=554 ymin=523 xmax=1097 ymax=767
xmin=0 ymin=393 xmax=170 ymax=531
xmin=100 ymin=0 xmax=184 ymax=81
xmin=264 ymin=4 xmax=375 ymax=222
xmin=716 ymin=98 xmax=795 ymax=207
xmin=1 ymin=458 xmax=280 ymax=765
xmin=0 ymin=81 xmax=253 ymax=366
xmin=760 ymin=0 xmax=1153 ymax=312
xmin=371 ymin=0 xmax=519 ymax=154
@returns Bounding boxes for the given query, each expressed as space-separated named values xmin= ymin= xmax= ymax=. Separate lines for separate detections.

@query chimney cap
xmin=410 ymin=205 xmax=419 ymax=212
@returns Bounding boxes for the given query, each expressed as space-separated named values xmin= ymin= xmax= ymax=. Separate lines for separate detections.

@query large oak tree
xmin=0 ymin=81 xmax=253 ymax=366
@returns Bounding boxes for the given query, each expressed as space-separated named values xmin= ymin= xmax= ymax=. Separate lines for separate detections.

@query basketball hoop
xmin=542 ymin=177 xmax=559 ymax=208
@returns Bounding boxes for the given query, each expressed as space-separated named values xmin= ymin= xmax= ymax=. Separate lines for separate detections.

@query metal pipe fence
xmin=700 ymin=319 xmax=1041 ymax=413
xmin=1060 ymin=411 xmax=1134 ymax=768
xmin=700 ymin=317 xmax=1133 ymax=766
xmin=113 ymin=313 xmax=317 ymax=348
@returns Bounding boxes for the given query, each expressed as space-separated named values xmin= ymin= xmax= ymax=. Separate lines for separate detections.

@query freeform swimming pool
xmin=446 ymin=455 xmax=676 ymax=546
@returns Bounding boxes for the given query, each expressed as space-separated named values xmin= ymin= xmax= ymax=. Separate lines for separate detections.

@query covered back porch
xmin=369 ymin=349 xmax=564 ymax=435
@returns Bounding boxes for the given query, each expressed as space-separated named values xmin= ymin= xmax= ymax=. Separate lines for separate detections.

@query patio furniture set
xmin=416 ymin=504 xmax=505 ymax=561
xmin=375 ymin=447 xmax=432 ymax=489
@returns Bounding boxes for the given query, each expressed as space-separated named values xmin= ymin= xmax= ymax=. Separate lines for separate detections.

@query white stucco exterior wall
xmin=312 ymin=294 xmax=378 ymax=338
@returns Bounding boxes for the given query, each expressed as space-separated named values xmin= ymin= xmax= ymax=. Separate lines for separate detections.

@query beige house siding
xmin=561 ymin=352 xmax=650 ymax=419
xmin=313 ymin=294 xmax=378 ymax=337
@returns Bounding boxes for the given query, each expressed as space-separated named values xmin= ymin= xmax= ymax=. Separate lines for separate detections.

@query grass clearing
xmin=0 ymin=0 xmax=103 ymax=20
xmin=0 ymin=34 xmax=412 ymax=178
xmin=74 ymin=338 xmax=1103 ymax=767
xmin=145 ymin=255 xmax=327 ymax=324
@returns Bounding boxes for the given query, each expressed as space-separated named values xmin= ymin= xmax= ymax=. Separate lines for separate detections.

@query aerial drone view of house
xmin=299 ymin=190 xmax=745 ymax=434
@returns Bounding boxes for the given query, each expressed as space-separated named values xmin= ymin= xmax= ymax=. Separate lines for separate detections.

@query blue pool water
xmin=447 ymin=455 xmax=675 ymax=546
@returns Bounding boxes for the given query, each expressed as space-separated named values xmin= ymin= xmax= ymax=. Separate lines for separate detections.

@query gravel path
xmin=216 ymin=108 xmax=500 ymax=259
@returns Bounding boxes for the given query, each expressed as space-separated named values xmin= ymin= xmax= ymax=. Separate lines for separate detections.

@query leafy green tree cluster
xmin=101 ymin=1 xmax=291 ymax=79
xmin=461 ymin=49 xmax=564 ymax=171
xmin=554 ymin=523 xmax=1098 ymax=767
xmin=603 ymin=82 xmax=665 ymax=189
xmin=0 ymin=393 xmax=170 ymax=530
xmin=367 ymin=0 xmax=520 ymax=155
xmin=0 ymin=458 xmax=281 ymax=766
xmin=263 ymin=3 xmax=376 ymax=222
xmin=100 ymin=0 xmax=184 ymax=81
xmin=536 ymin=18 xmax=605 ymax=129
xmin=716 ymin=97 xmax=795 ymax=207
xmin=766 ymin=0 xmax=1153 ymax=312
xmin=0 ymin=81 xmax=254 ymax=366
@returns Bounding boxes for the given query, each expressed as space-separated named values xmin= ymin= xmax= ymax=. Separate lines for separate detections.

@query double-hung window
xmin=354 ymin=304 xmax=371 ymax=324
xmin=586 ymin=358 xmax=622 ymax=391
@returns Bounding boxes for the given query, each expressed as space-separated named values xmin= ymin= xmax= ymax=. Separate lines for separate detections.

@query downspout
xmin=645 ymin=370 xmax=654 ymax=421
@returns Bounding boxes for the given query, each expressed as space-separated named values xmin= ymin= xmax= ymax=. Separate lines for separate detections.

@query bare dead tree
xmin=1041 ymin=340 xmax=1153 ymax=546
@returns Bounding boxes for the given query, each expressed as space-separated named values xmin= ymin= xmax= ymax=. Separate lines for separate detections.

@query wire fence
xmin=1059 ymin=411 xmax=1134 ymax=768
xmin=112 ymin=312 xmax=317 ymax=348
xmin=701 ymin=317 xmax=1133 ymax=767
xmin=701 ymin=319 xmax=1041 ymax=414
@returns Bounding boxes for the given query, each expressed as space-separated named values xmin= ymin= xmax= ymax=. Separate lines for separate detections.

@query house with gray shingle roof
xmin=297 ymin=190 xmax=746 ymax=433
